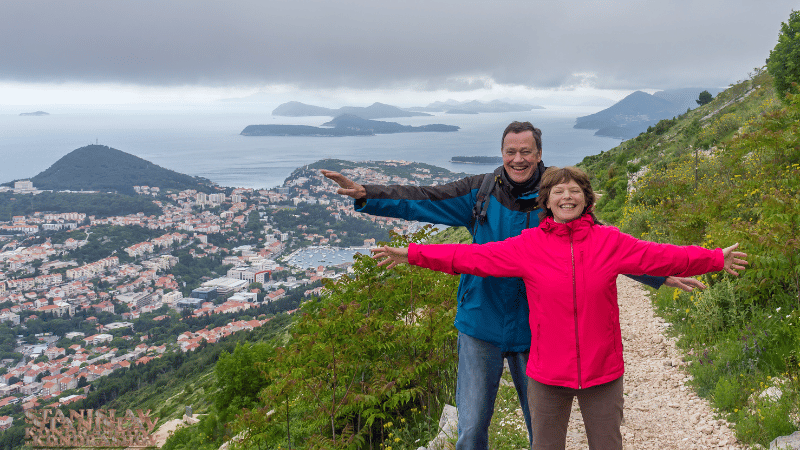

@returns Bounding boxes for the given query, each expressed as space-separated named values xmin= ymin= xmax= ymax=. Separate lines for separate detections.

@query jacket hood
xmin=539 ymin=214 xmax=595 ymax=239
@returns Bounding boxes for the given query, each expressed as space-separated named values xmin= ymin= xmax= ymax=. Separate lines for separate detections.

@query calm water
xmin=0 ymin=106 xmax=621 ymax=189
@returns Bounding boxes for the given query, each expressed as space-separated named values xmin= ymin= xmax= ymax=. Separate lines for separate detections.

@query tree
xmin=696 ymin=90 xmax=713 ymax=106
xmin=767 ymin=10 xmax=800 ymax=102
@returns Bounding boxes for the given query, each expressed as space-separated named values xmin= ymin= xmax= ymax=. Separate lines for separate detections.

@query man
xmin=321 ymin=121 xmax=703 ymax=450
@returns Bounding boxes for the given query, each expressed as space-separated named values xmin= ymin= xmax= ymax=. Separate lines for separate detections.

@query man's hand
xmin=371 ymin=245 xmax=409 ymax=269
xmin=320 ymin=169 xmax=367 ymax=199
xmin=664 ymin=276 xmax=707 ymax=292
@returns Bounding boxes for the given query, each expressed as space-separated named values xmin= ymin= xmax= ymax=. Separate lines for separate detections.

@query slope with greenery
xmin=767 ymin=9 xmax=800 ymax=102
xmin=578 ymin=68 xmax=800 ymax=447
xmin=156 ymin=227 xmax=473 ymax=450
xmin=233 ymin=227 xmax=460 ymax=449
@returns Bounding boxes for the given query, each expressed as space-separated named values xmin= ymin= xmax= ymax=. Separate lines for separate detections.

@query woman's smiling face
xmin=546 ymin=180 xmax=586 ymax=223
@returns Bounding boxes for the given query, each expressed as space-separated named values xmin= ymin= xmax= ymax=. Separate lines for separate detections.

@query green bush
xmin=233 ymin=227 xmax=460 ymax=449
xmin=767 ymin=10 xmax=800 ymax=102
xmin=712 ymin=375 xmax=748 ymax=410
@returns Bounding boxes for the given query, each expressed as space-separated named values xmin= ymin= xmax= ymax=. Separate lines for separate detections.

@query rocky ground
xmin=559 ymin=276 xmax=745 ymax=449
xmin=151 ymin=414 xmax=201 ymax=447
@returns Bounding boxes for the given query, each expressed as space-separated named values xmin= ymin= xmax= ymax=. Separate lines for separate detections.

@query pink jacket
xmin=409 ymin=214 xmax=723 ymax=389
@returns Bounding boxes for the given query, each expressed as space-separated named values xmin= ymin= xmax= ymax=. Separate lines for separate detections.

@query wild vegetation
xmin=577 ymin=61 xmax=800 ymax=445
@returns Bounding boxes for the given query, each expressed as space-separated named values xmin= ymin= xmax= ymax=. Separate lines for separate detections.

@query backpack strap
xmin=472 ymin=166 xmax=503 ymax=227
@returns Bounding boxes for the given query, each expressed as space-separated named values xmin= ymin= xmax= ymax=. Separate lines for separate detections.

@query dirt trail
xmin=560 ymin=276 xmax=745 ymax=450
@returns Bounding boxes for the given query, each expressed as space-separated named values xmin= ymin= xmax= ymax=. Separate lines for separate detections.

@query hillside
xmin=578 ymin=69 xmax=800 ymax=447
xmin=29 ymin=145 xmax=212 ymax=195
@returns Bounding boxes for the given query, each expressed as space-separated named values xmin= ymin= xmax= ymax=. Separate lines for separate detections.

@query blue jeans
xmin=456 ymin=331 xmax=533 ymax=450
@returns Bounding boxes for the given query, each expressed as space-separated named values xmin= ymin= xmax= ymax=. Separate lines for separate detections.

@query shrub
xmin=767 ymin=10 xmax=800 ymax=102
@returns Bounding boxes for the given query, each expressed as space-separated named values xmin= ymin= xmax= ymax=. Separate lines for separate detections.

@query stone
xmin=422 ymin=404 xmax=458 ymax=450
xmin=759 ymin=386 xmax=783 ymax=402
xmin=770 ymin=431 xmax=800 ymax=450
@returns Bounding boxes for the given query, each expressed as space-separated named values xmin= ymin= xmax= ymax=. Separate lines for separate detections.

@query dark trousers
xmin=527 ymin=376 xmax=624 ymax=450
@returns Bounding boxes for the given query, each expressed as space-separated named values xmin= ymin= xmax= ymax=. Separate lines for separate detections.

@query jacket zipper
xmin=570 ymin=231 xmax=582 ymax=389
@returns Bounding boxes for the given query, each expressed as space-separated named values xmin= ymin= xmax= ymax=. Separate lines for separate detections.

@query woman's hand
xmin=371 ymin=245 xmax=410 ymax=269
xmin=722 ymin=243 xmax=748 ymax=276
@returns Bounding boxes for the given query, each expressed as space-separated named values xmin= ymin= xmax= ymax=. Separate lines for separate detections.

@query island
xmin=446 ymin=109 xmax=480 ymax=115
xmin=450 ymin=156 xmax=503 ymax=164
xmin=241 ymin=114 xmax=459 ymax=137
xmin=271 ymin=101 xmax=432 ymax=119
xmin=574 ymin=88 xmax=722 ymax=139
xmin=20 ymin=111 xmax=49 ymax=116
xmin=411 ymin=99 xmax=544 ymax=114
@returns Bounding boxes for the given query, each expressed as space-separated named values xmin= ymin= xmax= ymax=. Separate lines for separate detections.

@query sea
xmin=0 ymin=105 xmax=621 ymax=190
xmin=284 ymin=246 xmax=372 ymax=270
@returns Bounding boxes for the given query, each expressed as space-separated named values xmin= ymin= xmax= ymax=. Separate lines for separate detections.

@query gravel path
xmin=560 ymin=276 xmax=746 ymax=450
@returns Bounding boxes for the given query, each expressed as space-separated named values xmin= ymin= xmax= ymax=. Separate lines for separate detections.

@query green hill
xmin=578 ymin=69 xmax=800 ymax=447
xmin=29 ymin=145 xmax=213 ymax=195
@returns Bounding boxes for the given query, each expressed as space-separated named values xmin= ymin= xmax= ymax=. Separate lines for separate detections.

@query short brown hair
xmin=537 ymin=166 xmax=598 ymax=222
xmin=501 ymin=121 xmax=542 ymax=152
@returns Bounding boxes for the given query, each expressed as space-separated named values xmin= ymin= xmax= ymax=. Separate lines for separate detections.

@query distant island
xmin=411 ymin=99 xmax=544 ymax=114
xmin=20 ymin=111 xmax=49 ymax=116
xmin=450 ymin=156 xmax=503 ymax=164
xmin=19 ymin=144 xmax=213 ymax=195
xmin=242 ymin=114 xmax=459 ymax=137
xmin=272 ymin=101 xmax=432 ymax=119
xmin=270 ymin=99 xmax=545 ymax=118
xmin=574 ymin=88 xmax=723 ymax=139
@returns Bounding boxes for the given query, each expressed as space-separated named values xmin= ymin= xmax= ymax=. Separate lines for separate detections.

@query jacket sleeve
xmin=354 ymin=175 xmax=481 ymax=227
xmin=408 ymin=237 xmax=528 ymax=278
xmin=613 ymin=231 xmax=724 ymax=277
xmin=623 ymin=274 xmax=666 ymax=289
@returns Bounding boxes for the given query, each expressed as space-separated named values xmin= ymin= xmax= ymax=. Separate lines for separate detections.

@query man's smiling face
xmin=501 ymin=130 xmax=542 ymax=184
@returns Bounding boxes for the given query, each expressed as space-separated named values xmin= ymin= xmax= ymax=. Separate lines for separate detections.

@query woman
xmin=371 ymin=166 xmax=748 ymax=450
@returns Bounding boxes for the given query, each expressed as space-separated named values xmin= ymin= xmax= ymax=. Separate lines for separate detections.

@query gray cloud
xmin=1 ymin=0 xmax=795 ymax=91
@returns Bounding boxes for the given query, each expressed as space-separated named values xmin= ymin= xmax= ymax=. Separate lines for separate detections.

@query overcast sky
xmin=1 ymin=0 xmax=796 ymax=107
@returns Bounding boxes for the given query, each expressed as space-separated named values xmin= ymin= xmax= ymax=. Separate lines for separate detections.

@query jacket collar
xmin=499 ymin=161 xmax=546 ymax=199
xmin=539 ymin=214 xmax=595 ymax=240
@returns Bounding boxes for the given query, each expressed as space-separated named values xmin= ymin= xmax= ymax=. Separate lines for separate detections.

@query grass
xmin=488 ymin=370 xmax=530 ymax=450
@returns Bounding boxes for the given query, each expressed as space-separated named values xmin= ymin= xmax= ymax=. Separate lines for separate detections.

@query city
xmin=0 ymin=159 xmax=460 ymax=430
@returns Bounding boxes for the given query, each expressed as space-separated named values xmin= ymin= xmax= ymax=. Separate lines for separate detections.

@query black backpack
xmin=471 ymin=167 xmax=504 ymax=227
